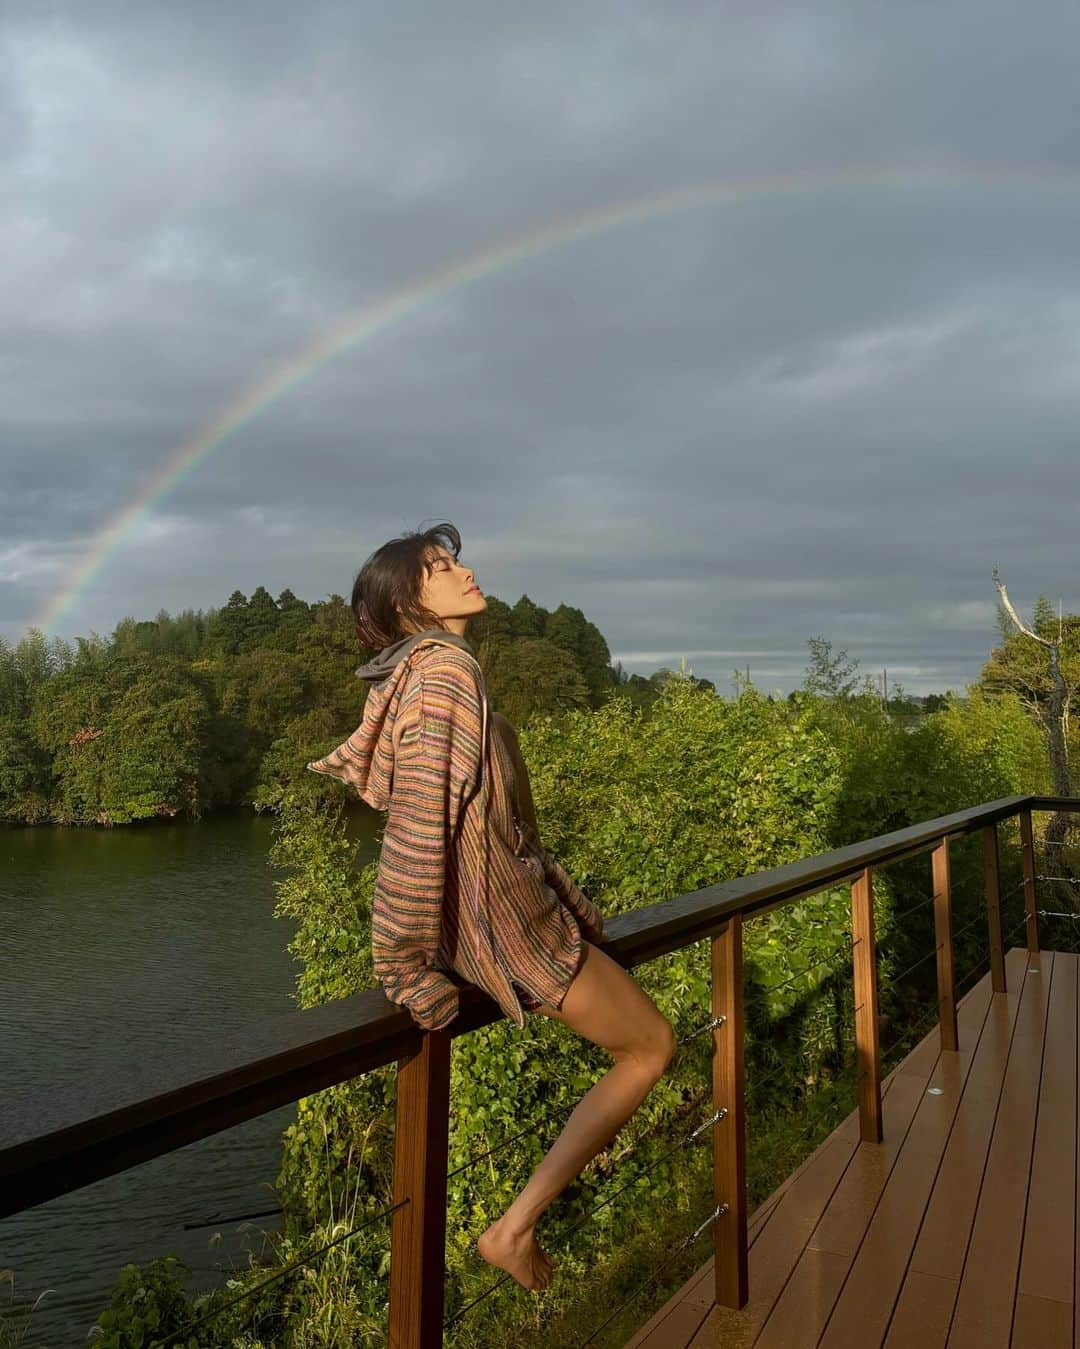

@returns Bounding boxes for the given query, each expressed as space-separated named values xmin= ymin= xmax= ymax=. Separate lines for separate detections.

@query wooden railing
xmin=3 ymin=793 xmax=1076 ymax=1346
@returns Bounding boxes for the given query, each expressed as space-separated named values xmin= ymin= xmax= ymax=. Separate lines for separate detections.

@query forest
xmin=0 ymin=587 xmax=636 ymax=825
xmin=5 ymin=583 xmax=1079 ymax=1347
xmin=0 ymin=583 xmax=962 ymax=827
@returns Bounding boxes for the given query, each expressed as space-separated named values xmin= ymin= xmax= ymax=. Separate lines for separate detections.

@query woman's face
xmin=400 ymin=546 xmax=487 ymax=636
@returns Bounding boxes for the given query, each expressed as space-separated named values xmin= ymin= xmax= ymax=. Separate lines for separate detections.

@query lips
xmin=465 ymin=587 xmax=481 ymax=595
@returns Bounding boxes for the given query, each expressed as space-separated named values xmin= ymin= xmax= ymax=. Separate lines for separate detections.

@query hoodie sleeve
xmin=539 ymin=846 xmax=607 ymax=943
xmin=370 ymin=661 xmax=484 ymax=1031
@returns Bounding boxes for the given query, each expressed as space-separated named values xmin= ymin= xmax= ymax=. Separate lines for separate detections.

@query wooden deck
xmin=624 ymin=945 xmax=1079 ymax=1348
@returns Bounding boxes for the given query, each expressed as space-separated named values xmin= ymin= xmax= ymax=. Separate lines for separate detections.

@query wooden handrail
xmin=4 ymin=791 xmax=1078 ymax=1345
xmin=2 ymin=792 xmax=1035 ymax=1219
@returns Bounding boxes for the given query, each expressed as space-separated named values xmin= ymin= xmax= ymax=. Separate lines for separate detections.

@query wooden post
xmin=1019 ymin=808 xmax=1040 ymax=953
xmin=713 ymin=913 xmax=748 ymax=1309
xmin=983 ymin=824 xmax=1007 ymax=993
xmin=850 ymin=867 xmax=882 ymax=1142
xmin=388 ymin=1028 xmax=452 ymax=1349
xmin=932 ymin=837 xmax=958 ymax=1052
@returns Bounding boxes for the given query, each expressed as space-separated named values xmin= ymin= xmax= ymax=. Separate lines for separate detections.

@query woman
xmin=307 ymin=522 xmax=676 ymax=1294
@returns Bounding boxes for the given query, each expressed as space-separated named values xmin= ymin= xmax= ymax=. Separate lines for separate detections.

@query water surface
xmin=1 ymin=805 xmax=382 ymax=1346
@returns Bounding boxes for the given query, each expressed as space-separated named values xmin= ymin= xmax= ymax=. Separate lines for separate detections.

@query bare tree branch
xmin=992 ymin=563 xmax=1053 ymax=648
xmin=991 ymin=563 xmax=1074 ymax=818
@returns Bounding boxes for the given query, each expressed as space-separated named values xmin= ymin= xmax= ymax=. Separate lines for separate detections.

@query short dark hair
xmin=351 ymin=521 xmax=464 ymax=651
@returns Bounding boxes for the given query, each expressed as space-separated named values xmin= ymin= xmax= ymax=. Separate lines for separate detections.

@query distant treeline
xmin=0 ymin=586 xmax=703 ymax=826
xmin=0 ymin=582 xmax=980 ymax=827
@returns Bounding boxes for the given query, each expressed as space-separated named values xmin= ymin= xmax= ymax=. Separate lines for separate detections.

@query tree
xmin=989 ymin=566 xmax=1078 ymax=888
xmin=291 ymin=595 xmax=368 ymax=725
xmin=206 ymin=590 xmax=252 ymax=657
xmin=475 ymin=635 xmax=590 ymax=726
xmin=0 ymin=712 xmax=52 ymax=821
xmin=243 ymin=585 xmax=282 ymax=651
xmin=802 ymin=637 xmax=863 ymax=700
xmin=509 ymin=594 xmax=545 ymax=639
xmin=544 ymin=603 xmax=617 ymax=704
xmin=466 ymin=594 xmax=514 ymax=647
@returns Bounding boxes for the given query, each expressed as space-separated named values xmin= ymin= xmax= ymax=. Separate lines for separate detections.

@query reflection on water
xmin=0 ymin=804 xmax=382 ymax=1346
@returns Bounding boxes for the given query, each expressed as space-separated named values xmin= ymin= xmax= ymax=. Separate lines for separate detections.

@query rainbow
xmin=33 ymin=161 xmax=1077 ymax=636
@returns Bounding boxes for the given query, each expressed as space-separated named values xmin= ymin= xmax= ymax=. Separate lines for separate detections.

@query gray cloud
xmin=2 ymin=1 xmax=1078 ymax=693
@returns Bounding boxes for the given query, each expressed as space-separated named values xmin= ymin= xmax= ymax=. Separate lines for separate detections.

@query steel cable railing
xmin=172 ymin=877 xmax=1035 ymax=1344
xmin=443 ymin=999 xmax=787 ymax=1330
xmin=447 ymin=1010 xmax=726 ymax=1188
xmin=181 ymin=1203 xmax=283 ymax=1231
xmin=454 ymin=952 xmax=871 ymax=1341
xmin=1003 ymin=911 xmax=1031 ymax=943
xmin=148 ymin=1196 xmax=409 ymax=1348
xmin=570 ymin=1200 xmax=727 ymax=1347
xmin=750 ymin=935 xmax=856 ymax=998
xmin=302 ymin=816 xmax=1072 ymax=1339
xmin=1033 ymin=908 xmax=1080 ymax=954
xmin=949 ymin=909 xmax=988 ymax=943
xmin=879 ymin=942 xmax=940 ymax=991
xmin=447 ymin=1098 xmax=579 ymax=1182
xmin=884 ymin=892 xmax=936 ymax=926
xmin=951 ymin=942 xmax=992 ymax=996
xmin=879 ymin=999 xmax=941 ymax=1063
xmin=443 ymin=1087 xmax=728 ymax=1329
xmin=176 ymin=892 xmax=1008 ymax=1343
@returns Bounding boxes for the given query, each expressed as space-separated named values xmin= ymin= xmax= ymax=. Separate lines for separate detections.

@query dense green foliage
xmin=5 ymin=586 xmax=1068 ymax=1346
xmin=64 ymin=669 xmax=1048 ymax=1347
xmin=0 ymin=587 xmax=643 ymax=826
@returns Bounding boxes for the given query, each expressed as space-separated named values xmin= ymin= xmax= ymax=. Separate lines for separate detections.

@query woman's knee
xmin=659 ymin=1018 xmax=678 ymax=1069
xmin=552 ymin=940 xmax=677 ymax=1073
xmin=631 ymin=1016 xmax=677 ymax=1077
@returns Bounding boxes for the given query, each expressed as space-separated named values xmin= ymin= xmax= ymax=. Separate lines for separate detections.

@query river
xmin=1 ymin=804 xmax=382 ymax=1347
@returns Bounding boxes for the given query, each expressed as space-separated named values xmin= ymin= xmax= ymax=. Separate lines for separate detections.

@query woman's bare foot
xmin=477 ymin=1214 xmax=554 ymax=1291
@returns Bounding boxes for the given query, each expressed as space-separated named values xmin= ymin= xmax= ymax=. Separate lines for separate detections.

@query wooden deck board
xmin=947 ymin=950 xmax=1055 ymax=1348
xmin=623 ymin=1103 xmax=858 ymax=1348
xmin=907 ymin=949 xmax=1031 ymax=1283
xmin=1011 ymin=1293 xmax=1072 ymax=1348
xmin=1016 ymin=950 xmax=1076 ymax=1309
xmin=759 ymin=959 xmax=996 ymax=1349
xmin=685 ymin=994 xmax=959 ymax=1348
xmin=812 ymin=967 xmax=995 ymax=1347
xmin=623 ymin=1173 xmax=805 ymax=1349
xmin=622 ymin=946 xmax=1078 ymax=1349
xmin=883 ymin=1270 xmax=958 ymax=1348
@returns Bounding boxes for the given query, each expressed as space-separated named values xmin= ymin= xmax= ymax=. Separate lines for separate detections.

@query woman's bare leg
xmin=477 ymin=940 xmax=676 ymax=1291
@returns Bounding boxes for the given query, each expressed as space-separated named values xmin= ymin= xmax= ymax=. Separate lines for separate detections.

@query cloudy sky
xmin=3 ymin=2 xmax=1078 ymax=696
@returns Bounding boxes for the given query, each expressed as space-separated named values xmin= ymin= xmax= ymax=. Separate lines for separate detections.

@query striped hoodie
xmin=306 ymin=628 xmax=605 ymax=1031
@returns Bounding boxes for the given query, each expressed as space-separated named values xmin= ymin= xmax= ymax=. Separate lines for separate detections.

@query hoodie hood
xmin=354 ymin=627 xmax=476 ymax=684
